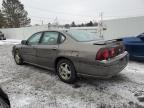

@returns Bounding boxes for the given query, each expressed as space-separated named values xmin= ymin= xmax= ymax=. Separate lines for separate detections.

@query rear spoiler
xmin=107 ymin=38 xmax=123 ymax=43
xmin=93 ymin=38 xmax=123 ymax=45
xmin=114 ymin=38 xmax=123 ymax=41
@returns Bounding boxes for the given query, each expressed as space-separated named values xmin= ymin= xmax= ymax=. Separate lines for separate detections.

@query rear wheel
xmin=14 ymin=50 xmax=23 ymax=65
xmin=56 ymin=59 xmax=77 ymax=84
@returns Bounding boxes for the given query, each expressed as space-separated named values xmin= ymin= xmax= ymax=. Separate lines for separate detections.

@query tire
xmin=3 ymin=37 xmax=6 ymax=40
xmin=0 ymin=98 xmax=10 ymax=108
xmin=56 ymin=59 xmax=77 ymax=84
xmin=14 ymin=50 xmax=23 ymax=65
xmin=1 ymin=37 xmax=4 ymax=40
xmin=0 ymin=88 xmax=10 ymax=108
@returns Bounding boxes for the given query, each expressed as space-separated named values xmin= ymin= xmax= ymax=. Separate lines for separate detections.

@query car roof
xmin=36 ymin=29 xmax=86 ymax=34
xmin=36 ymin=29 xmax=68 ymax=33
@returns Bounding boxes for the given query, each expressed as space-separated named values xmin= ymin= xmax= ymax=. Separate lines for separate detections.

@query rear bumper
xmin=77 ymin=51 xmax=129 ymax=78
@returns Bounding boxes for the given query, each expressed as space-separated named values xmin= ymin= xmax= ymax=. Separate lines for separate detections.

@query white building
xmin=103 ymin=16 xmax=144 ymax=40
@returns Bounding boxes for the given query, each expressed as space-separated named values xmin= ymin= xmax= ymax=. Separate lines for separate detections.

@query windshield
xmin=137 ymin=33 xmax=144 ymax=38
xmin=67 ymin=30 xmax=100 ymax=42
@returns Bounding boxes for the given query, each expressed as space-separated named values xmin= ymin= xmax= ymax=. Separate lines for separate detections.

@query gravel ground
xmin=0 ymin=45 xmax=144 ymax=108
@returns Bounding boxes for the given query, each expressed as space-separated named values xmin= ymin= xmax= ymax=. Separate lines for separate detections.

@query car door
xmin=36 ymin=31 xmax=60 ymax=69
xmin=21 ymin=32 xmax=42 ymax=64
xmin=133 ymin=36 xmax=144 ymax=57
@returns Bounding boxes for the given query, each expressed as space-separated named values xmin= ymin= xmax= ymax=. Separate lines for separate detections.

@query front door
xmin=21 ymin=32 xmax=42 ymax=64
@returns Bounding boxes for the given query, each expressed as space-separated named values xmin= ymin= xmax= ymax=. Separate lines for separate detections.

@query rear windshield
xmin=67 ymin=30 xmax=100 ymax=42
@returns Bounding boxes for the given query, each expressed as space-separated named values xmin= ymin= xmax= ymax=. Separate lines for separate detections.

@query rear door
xmin=21 ymin=32 xmax=42 ymax=64
xmin=36 ymin=31 xmax=60 ymax=69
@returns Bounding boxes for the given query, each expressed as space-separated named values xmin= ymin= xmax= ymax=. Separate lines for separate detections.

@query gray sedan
xmin=12 ymin=30 xmax=129 ymax=83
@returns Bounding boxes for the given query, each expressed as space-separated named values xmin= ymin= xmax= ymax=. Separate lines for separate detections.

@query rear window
xmin=67 ymin=30 xmax=100 ymax=42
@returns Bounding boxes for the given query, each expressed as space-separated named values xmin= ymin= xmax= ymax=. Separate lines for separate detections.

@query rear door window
xmin=40 ymin=31 xmax=59 ymax=45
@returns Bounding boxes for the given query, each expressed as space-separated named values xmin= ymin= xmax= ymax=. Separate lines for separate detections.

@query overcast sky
xmin=0 ymin=0 xmax=144 ymax=25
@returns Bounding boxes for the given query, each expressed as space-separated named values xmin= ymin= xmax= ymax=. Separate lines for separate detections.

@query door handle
xmin=52 ymin=47 xmax=57 ymax=50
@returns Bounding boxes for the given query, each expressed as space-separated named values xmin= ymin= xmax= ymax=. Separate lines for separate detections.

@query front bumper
xmin=77 ymin=51 xmax=129 ymax=78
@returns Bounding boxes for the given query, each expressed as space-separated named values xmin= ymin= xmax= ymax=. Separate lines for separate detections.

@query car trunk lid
xmin=93 ymin=39 xmax=125 ymax=61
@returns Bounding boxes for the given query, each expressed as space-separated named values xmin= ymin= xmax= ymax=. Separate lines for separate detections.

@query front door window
xmin=27 ymin=32 xmax=42 ymax=45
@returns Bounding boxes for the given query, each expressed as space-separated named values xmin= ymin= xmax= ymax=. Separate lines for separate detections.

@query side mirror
xmin=21 ymin=40 xmax=27 ymax=45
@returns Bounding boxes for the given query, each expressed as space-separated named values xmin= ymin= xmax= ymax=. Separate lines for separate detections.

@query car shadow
xmin=73 ymin=73 xmax=130 ymax=88
xmin=23 ymin=63 xmax=130 ymax=88
xmin=23 ymin=63 xmax=57 ymax=76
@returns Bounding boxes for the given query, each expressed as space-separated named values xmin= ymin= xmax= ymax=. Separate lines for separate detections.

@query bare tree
xmin=0 ymin=10 xmax=5 ymax=28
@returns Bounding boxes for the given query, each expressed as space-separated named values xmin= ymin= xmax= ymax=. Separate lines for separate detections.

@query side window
xmin=27 ymin=32 xmax=42 ymax=45
xmin=59 ymin=34 xmax=66 ymax=43
xmin=40 ymin=32 xmax=59 ymax=45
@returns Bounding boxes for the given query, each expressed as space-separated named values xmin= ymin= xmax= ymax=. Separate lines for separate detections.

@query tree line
xmin=0 ymin=0 xmax=31 ymax=28
xmin=64 ymin=21 xmax=98 ymax=28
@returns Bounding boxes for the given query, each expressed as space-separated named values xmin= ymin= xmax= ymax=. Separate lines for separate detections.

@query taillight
xmin=109 ymin=48 xmax=115 ymax=57
xmin=121 ymin=45 xmax=125 ymax=52
xmin=115 ymin=45 xmax=125 ymax=55
xmin=96 ymin=48 xmax=117 ymax=61
xmin=96 ymin=45 xmax=125 ymax=61
xmin=96 ymin=49 xmax=109 ymax=60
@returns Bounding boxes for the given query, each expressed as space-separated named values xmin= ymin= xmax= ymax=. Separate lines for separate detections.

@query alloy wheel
xmin=15 ymin=52 xmax=21 ymax=64
xmin=59 ymin=63 xmax=72 ymax=80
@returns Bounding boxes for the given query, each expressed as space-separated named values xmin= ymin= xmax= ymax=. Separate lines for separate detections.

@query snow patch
xmin=12 ymin=96 xmax=34 ymax=108
xmin=0 ymin=39 xmax=21 ymax=45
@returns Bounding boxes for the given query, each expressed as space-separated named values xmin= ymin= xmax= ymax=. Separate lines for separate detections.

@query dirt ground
xmin=0 ymin=45 xmax=144 ymax=108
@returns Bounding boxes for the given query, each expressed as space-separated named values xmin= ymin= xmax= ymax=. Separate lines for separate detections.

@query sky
xmin=0 ymin=0 xmax=144 ymax=25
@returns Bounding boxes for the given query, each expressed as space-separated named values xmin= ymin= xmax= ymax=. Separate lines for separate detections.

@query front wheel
xmin=3 ymin=37 xmax=6 ymax=40
xmin=14 ymin=50 xmax=23 ymax=65
xmin=56 ymin=59 xmax=77 ymax=84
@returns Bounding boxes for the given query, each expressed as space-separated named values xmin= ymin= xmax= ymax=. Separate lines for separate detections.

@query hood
xmin=123 ymin=37 xmax=142 ymax=43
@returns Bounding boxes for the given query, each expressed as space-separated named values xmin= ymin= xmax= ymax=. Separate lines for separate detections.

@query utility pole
xmin=41 ymin=20 xmax=44 ymax=25
xmin=53 ymin=17 xmax=59 ymax=28
xmin=99 ymin=12 xmax=104 ymax=39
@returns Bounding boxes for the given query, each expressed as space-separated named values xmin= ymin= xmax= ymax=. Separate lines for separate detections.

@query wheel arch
xmin=13 ymin=48 xmax=23 ymax=60
xmin=54 ymin=56 xmax=74 ymax=70
xmin=54 ymin=56 xmax=77 ymax=83
xmin=13 ymin=48 xmax=19 ymax=55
